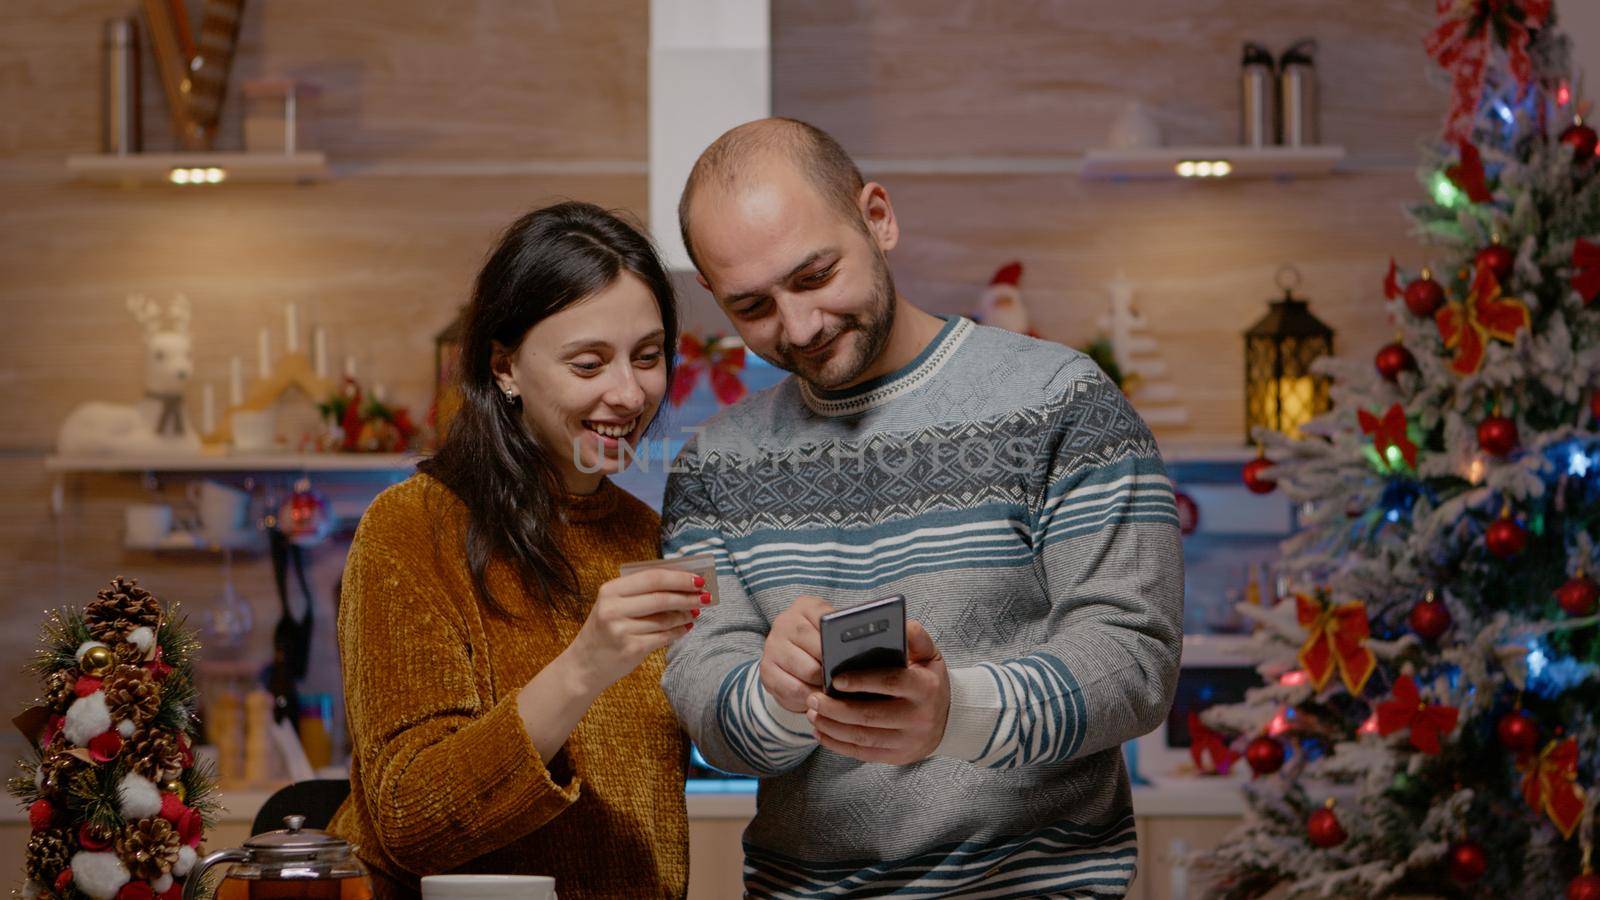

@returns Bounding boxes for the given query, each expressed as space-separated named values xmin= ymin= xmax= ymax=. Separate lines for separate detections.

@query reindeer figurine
xmin=57 ymin=294 xmax=201 ymax=455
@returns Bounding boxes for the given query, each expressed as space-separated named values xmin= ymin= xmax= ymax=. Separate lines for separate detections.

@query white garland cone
xmin=71 ymin=850 xmax=130 ymax=900
xmin=75 ymin=640 xmax=109 ymax=664
xmin=63 ymin=691 xmax=112 ymax=747
xmin=172 ymin=845 xmax=198 ymax=878
xmin=152 ymin=874 xmax=174 ymax=894
xmin=117 ymin=771 xmax=163 ymax=820
xmin=128 ymin=626 xmax=156 ymax=655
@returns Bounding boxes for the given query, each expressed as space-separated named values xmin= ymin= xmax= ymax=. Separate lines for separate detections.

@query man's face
xmin=688 ymin=164 xmax=895 ymax=391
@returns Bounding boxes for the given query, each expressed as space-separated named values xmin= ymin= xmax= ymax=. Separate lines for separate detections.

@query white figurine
xmin=57 ymin=295 xmax=201 ymax=455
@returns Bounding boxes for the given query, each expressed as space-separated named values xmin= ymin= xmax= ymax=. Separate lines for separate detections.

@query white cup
xmin=230 ymin=408 xmax=277 ymax=451
xmin=187 ymin=480 xmax=251 ymax=544
xmin=124 ymin=503 xmax=173 ymax=547
xmin=421 ymin=875 xmax=557 ymax=900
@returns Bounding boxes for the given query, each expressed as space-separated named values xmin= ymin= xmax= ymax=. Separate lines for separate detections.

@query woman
xmin=328 ymin=202 xmax=705 ymax=899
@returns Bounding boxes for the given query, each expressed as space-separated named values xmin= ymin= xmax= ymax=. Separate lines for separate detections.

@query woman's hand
xmin=565 ymin=568 xmax=709 ymax=692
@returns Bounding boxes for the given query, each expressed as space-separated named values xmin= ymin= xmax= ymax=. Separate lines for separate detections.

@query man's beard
xmin=770 ymin=249 xmax=897 ymax=391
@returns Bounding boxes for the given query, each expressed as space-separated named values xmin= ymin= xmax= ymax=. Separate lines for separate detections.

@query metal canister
xmin=1240 ymin=42 xmax=1276 ymax=148
xmin=101 ymin=17 xmax=141 ymax=154
xmin=1278 ymin=39 xmax=1318 ymax=147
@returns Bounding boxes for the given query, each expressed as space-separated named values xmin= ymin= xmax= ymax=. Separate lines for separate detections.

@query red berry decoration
xmin=1307 ymin=805 xmax=1347 ymax=848
xmin=1496 ymin=709 xmax=1539 ymax=754
xmin=1570 ymin=872 xmax=1600 ymax=900
xmin=1476 ymin=415 xmax=1518 ymax=457
xmin=1243 ymin=456 xmax=1276 ymax=495
xmin=1561 ymin=118 xmax=1599 ymax=163
xmin=27 ymin=798 xmax=55 ymax=831
xmin=1485 ymin=516 xmax=1527 ymax=559
xmin=1375 ymin=342 xmax=1415 ymax=382
xmin=1245 ymin=735 xmax=1286 ymax=777
xmin=1557 ymin=574 xmax=1600 ymax=617
xmin=1476 ymin=241 xmax=1515 ymax=284
xmin=1404 ymin=271 xmax=1446 ymax=318
xmin=1447 ymin=840 xmax=1488 ymax=884
xmin=1408 ymin=596 xmax=1452 ymax=642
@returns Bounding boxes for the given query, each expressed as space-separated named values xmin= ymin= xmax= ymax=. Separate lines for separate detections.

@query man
xmin=660 ymin=117 xmax=1183 ymax=898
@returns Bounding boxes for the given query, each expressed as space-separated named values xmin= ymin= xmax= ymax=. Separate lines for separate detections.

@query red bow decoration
xmin=1384 ymin=258 xmax=1401 ymax=301
xmin=1572 ymin=238 xmax=1600 ymax=305
xmin=1375 ymin=675 xmax=1460 ymax=754
xmin=1187 ymin=711 xmax=1239 ymax=775
xmin=1296 ymin=594 xmax=1377 ymax=694
xmin=1445 ymin=140 xmax=1494 ymax=204
xmin=1434 ymin=263 xmax=1530 ymax=376
xmin=1358 ymin=403 xmax=1419 ymax=471
xmin=1520 ymin=737 xmax=1586 ymax=838
xmin=1425 ymin=0 xmax=1551 ymax=143
xmin=670 ymin=334 xmax=748 ymax=407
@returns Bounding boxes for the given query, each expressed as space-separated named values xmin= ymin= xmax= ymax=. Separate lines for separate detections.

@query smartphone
xmin=819 ymin=595 xmax=907 ymax=701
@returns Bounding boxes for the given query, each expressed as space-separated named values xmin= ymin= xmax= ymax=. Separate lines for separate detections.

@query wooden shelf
xmin=66 ymin=152 xmax=329 ymax=186
xmin=45 ymin=452 xmax=419 ymax=473
xmin=1079 ymin=145 xmax=1347 ymax=180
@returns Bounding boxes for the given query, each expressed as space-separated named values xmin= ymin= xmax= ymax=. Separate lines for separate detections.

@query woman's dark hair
xmin=419 ymin=201 xmax=678 ymax=619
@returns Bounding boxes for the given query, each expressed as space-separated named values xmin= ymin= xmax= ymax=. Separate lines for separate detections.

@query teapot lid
xmin=242 ymin=816 xmax=352 ymax=862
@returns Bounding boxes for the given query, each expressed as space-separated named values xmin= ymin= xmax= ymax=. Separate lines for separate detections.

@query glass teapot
xmin=184 ymin=816 xmax=372 ymax=900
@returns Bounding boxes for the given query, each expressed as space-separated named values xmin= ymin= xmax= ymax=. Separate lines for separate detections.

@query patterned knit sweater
xmin=328 ymin=474 xmax=689 ymax=900
xmin=660 ymin=316 xmax=1184 ymax=898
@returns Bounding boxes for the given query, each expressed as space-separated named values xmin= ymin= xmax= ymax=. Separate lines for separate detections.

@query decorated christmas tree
xmin=1193 ymin=2 xmax=1600 ymax=897
xmin=10 ymin=577 xmax=218 ymax=900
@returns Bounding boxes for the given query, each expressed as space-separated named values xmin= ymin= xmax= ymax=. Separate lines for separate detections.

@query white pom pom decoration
xmin=117 ymin=719 xmax=137 ymax=738
xmin=128 ymin=626 xmax=156 ymax=654
xmin=71 ymin=850 xmax=131 ymax=900
xmin=173 ymin=845 xmax=198 ymax=878
xmin=64 ymin=692 xmax=112 ymax=747
xmin=117 ymin=771 xmax=163 ymax=820
xmin=152 ymin=874 xmax=174 ymax=894
xmin=75 ymin=641 xmax=109 ymax=664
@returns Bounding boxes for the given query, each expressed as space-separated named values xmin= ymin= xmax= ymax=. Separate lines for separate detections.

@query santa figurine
xmin=972 ymin=261 xmax=1039 ymax=337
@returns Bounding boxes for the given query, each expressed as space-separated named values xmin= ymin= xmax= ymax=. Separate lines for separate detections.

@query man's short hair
xmin=678 ymin=118 xmax=867 ymax=273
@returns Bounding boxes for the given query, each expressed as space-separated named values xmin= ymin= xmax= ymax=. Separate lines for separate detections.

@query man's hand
xmin=805 ymin=619 xmax=950 ymax=765
xmin=760 ymin=595 xmax=834 ymax=714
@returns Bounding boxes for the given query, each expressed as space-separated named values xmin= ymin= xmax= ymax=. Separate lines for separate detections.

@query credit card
xmin=617 ymin=552 xmax=720 ymax=605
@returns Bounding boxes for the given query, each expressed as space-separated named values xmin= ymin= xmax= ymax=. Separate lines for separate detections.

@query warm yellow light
xmin=1277 ymin=376 xmax=1316 ymax=438
xmin=1467 ymin=457 xmax=1486 ymax=485
xmin=205 ymin=167 xmax=226 ymax=183
xmin=1176 ymin=160 xmax=1197 ymax=178
xmin=1195 ymin=161 xmax=1215 ymax=177
xmin=1213 ymin=160 xmax=1233 ymax=177
xmin=170 ymin=168 xmax=191 ymax=184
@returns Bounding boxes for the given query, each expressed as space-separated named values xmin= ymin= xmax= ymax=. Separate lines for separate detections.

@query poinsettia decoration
xmin=1296 ymin=592 xmax=1377 ymax=695
xmin=671 ymin=333 xmax=748 ymax=407
xmin=1375 ymin=674 xmax=1460 ymax=754
xmin=1519 ymin=737 xmax=1586 ymax=838
xmin=1358 ymin=403 xmax=1420 ymax=472
xmin=1434 ymin=263 xmax=1531 ymax=376
xmin=1571 ymin=238 xmax=1600 ymax=305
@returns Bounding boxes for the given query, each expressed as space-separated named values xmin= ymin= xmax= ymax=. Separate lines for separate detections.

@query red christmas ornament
xmin=1174 ymin=490 xmax=1200 ymax=536
xmin=27 ymin=798 xmax=55 ymax=831
xmin=1497 ymin=709 xmax=1539 ymax=755
xmin=1476 ymin=415 xmax=1519 ymax=457
xmin=1447 ymin=840 xmax=1488 ymax=884
xmin=1561 ymin=119 xmax=1599 ymax=163
xmin=1569 ymin=872 xmax=1600 ymax=900
xmin=277 ymin=479 xmax=332 ymax=548
xmin=1243 ymin=457 xmax=1276 ymax=495
xmin=1405 ymin=272 xmax=1446 ymax=318
xmin=1245 ymin=735 xmax=1285 ymax=776
xmin=1485 ymin=516 xmax=1527 ymax=559
xmin=118 ymin=882 xmax=155 ymax=900
xmin=1408 ymin=596 xmax=1452 ymax=642
xmin=77 ymin=822 xmax=111 ymax=851
xmin=1557 ymin=574 xmax=1600 ymax=617
xmin=53 ymin=870 xmax=72 ymax=895
xmin=1375 ymin=343 xmax=1415 ymax=382
xmin=1307 ymin=805 xmax=1347 ymax=848
xmin=1476 ymin=242 xmax=1515 ymax=284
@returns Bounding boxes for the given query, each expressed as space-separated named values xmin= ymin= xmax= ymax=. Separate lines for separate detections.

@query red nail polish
xmin=691 ymin=608 xmax=701 ymax=618
xmin=685 ymin=622 xmax=694 ymax=631
xmin=700 ymin=592 xmax=712 ymax=604
xmin=693 ymin=575 xmax=706 ymax=587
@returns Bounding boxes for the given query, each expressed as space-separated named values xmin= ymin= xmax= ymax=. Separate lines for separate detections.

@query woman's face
xmin=493 ymin=271 xmax=668 ymax=493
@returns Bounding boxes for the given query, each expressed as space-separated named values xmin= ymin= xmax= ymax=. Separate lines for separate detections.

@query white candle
xmin=202 ymin=383 xmax=216 ymax=435
xmin=285 ymin=303 xmax=299 ymax=354
xmin=344 ymin=355 xmax=356 ymax=379
xmin=312 ymin=325 xmax=328 ymax=379
xmin=258 ymin=328 xmax=271 ymax=379
xmin=229 ymin=356 xmax=244 ymax=405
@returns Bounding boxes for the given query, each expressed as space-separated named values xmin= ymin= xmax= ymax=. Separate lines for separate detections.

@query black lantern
xmin=1244 ymin=267 xmax=1334 ymax=442
xmin=433 ymin=306 xmax=466 ymax=440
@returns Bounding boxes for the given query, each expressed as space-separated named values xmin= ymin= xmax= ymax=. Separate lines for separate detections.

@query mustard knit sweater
xmin=327 ymin=473 xmax=689 ymax=899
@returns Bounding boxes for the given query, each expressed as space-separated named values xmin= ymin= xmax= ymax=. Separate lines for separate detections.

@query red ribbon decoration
xmin=671 ymin=333 xmax=748 ymax=407
xmin=1358 ymin=403 xmax=1419 ymax=471
xmin=1434 ymin=262 xmax=1531 ymax=376
xmin=1445 ymin=140 xmax=1494 ymax=204
xmin=1375 ymin=674 xmax=1460 ymax=754
xmin=1186 ymin=711 xmax=1239 ymax=776
xmin=1520 ymin=737 xmax=1586 ymax=838
xmin=1384 ymin=258 xmax=1401 ymax=301
xmin=1424 ymin=0 xmax=1551 ymax=143
xmin=1572 ymin=238 xmax=1600 ymax=305
xmin=1295 ymin=594 xmax=1377 ymax=695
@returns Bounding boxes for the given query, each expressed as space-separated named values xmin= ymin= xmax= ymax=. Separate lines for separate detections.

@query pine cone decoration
xmin=24 ymin=828 xmax=73 ymax=885
xmin=104 ymin=665 xmax=160 ymax=727
xmin=34 ymin=741 xmax=81 ymax=799
xmin=43 ymin=668 xmax=79 ymax=711
xmin=116 ymin=817 xmax=180 ymax=882
xmin=85 ymin=576 xmax=161 ymax=643
xmin=127 ymin=729 xmax=184 ymax=782
xmin=114 ymin=641 xmax=145 ymax=666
